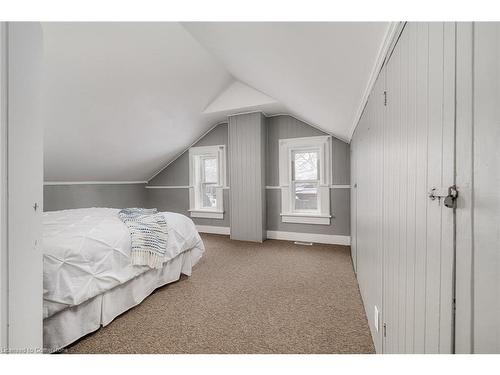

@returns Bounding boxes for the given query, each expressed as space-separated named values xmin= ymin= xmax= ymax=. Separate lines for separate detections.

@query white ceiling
xmin=42 ymin=22 xmax=391 ymax=182
xmin=184 ymin=22 xmax=391 ymax=142
xmin=42 ymin=22 xmax=232 ymax=181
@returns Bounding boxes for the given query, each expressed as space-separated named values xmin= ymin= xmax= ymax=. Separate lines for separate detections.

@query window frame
xmin=188 ymin=145 xmax=226 ymax=219
xmin=278 ymin=136 xmax=332 ymax=225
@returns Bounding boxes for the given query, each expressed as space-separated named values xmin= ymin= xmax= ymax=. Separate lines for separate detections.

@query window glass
xmin=202 ymin=157 xmax=218 ymax=183
xmin=293 ymin=150 xmax=318 ymax=181
xmin=294 ymin=182 xmax=318 ymax=211
xmin=201 ymin=183 xmax=217 ymax=208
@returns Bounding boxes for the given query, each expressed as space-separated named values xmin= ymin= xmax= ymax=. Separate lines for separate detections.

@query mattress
xmin=42 ymin=208 xmax=204 ymax=319
xmin=43 ymin=247 xmax=200 ymax=352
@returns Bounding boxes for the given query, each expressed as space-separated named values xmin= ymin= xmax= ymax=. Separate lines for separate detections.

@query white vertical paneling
xmin=7 ymin=23 xmax=44 ymax=351
xmin=354 ymin=66 xmax=386 ymax=353
xmin=404 ymin=22 xmax=417 ymax=354
xmin=350 ymin=138 xmax=357 ymax=271
xmin=472 ymin=22 xmax=500 ymax=354
xmin=424 ymin=22 xmax=445 ymax=353
xmin=229 ymin=112 xmax=266 ymax=242
xmin=454 ymin=22 xmax=474 ymax=354
xmin=0 ymin=22 xmax=7 ymax=350
xmin=353 ymin=22 xmax=455 ymax=354
xmin=413 ymin=22 xmax=430 ymax=353
xmin=439 ymin=22 xmax=456 ymax=354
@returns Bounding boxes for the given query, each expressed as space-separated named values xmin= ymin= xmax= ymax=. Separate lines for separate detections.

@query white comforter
xmin=42 ymin=208 xmax=204 ymax=319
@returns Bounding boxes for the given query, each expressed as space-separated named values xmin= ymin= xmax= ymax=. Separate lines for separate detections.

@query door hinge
xmin=383 ymin=91 xmax=387 ymax=106
xmin=383 ymin=322 xmax=387 ymax=337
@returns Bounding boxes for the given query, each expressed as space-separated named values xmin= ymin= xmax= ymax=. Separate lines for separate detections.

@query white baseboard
xmin=196 ymin=225 xmax=230 ymax=235
xmin=196 ymin=226 xmax=350 ymax=246
xmin=266 ymin=230 xmax=350 ymax=246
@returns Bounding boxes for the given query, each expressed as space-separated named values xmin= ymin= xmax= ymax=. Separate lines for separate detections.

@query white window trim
xmin=188 ymin=145 xmax=226 ymax=220
xmin=278 ymin=136 xmax=332 ymax=225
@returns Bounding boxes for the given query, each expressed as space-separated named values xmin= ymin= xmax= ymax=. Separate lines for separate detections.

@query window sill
xmin=189 ymin=209 xmax=224 ymax=219
xmin=280 ymin=213 xmax=331 ymax=225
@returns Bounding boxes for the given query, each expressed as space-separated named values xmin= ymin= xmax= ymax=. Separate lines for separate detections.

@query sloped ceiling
xmin=204 ymin=81 xmax=279 ymax=114
xmin=42 ymin=22 xmax=391 ymax=182
xmin=184 ymin=22 xmax=391 ymax=142
xmin=42 ymin=22 xmax=232 ymax=182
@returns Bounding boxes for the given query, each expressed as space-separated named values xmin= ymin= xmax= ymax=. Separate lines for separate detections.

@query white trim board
xmin=44 ymin=181 xmax=147 ymax=185
xmin=190 ymin=210 xmax=224 ymax=219
xmin=196 ymin=225 xmax=230 ymax=235
xmin=265 ymin=185 xmax=350 ymax=190
xmin=145 ymin=185 xmax=191 ymax=189
xmin=145 ymin=185 xmax=231 ymax=190
xmin=196 ymin=227 xmax=350 ymax=246
xmin=266 ymin=231 xmax=350 ymax=246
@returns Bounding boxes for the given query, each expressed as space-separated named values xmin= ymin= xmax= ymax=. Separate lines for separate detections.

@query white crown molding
xmin=44 ymin=181 xmax=147 ymax=185
xmin=348 ymin=22 xmax=403 ymax=141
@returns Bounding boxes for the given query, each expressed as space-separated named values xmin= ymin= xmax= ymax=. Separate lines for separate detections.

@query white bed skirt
xmin=43 ymin=248 xmax=201 ymax=352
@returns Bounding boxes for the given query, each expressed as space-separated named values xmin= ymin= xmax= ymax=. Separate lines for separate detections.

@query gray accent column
xmin=228 ymin=112 xmax=266 ymax=242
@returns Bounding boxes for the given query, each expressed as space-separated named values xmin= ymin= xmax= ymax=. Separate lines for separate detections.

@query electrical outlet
xmin=374 ymin=306 xmax=379 ymax=332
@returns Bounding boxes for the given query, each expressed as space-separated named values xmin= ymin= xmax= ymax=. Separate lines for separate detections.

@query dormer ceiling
xmin=41 ymin=22 xmax=392 ymax=182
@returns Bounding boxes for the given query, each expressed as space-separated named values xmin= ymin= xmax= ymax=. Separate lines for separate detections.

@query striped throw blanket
xmin=118 ymin=208 xmax=168 ymax=269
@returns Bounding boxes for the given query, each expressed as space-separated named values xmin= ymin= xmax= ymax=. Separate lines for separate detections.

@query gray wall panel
xmin=266 ymin=189 xmax=350 ymax=235
xmin=149 ymin=123 xmax=228 ymax=186
xmin=44 ymin=183 xmax=147 ymax=211
xmin=146 ymin=187 xmax=230 ymax=227
xmin=146 ymin=123 xmax=230 ymax=228
xmin=332 ymin=138 xmax=350 ymax=185
xmin=266 ymin=115 xmax=327 ymax=186
xmin=146 ymin=116 xmax=351 ymax=235
xmin=229 ymin=112 xmax=265 ymax=242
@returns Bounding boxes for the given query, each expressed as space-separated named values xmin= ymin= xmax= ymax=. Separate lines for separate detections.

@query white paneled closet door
xmin=382 ymin=22 xmax=456 ymax=353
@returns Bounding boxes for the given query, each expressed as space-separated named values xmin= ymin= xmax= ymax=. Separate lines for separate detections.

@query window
xmin=292 ymin=149 xmax=319 ymax=212
xmin=189 ymin=145 xmax=226 ymax=219
xmin=279 ymin=136 xmax=331 ymax=225
xmin=200 ymin=157 xmax=217 ymax=208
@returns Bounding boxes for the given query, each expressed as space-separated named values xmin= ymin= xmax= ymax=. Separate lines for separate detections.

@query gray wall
xmin=44 ymin=183 xmax=147 ymax=211
xmin=147 ymin=123 xmax=230 ymax=227
xmin=266 ymin=115 xmax=351 ymax=235
xmin=266 ymin=115 xmax=350 ymax=185
xmin=149 ymin=123 xmax=229 ymax=186
xmin=148 ymin=115 xmax=351 ymax=235
xmin=146 ymin=188 xmax=230 ymax=227
xmin=228 ymin=112 xmax=266 ymax=242
xmin=266 ymin=189 xmax=350 ymax=236
xmin=43 ymin=116 xmax=352 ymax=239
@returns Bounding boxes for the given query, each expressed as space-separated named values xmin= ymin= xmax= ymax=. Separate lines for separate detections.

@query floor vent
xmin=294 ymin=241 xmax=313 ymax=246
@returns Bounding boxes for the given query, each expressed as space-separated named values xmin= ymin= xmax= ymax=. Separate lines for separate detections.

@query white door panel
xmin=7 ymin=22 xmax=44 ymax=352
xmin=382 ymin=22 xmax=455 ymax=354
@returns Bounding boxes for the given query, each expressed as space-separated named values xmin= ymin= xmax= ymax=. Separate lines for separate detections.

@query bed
xmin=42 ymin=208 xmax=204 ymax=352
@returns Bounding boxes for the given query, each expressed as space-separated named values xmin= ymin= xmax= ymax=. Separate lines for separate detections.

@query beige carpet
xmin=66 ymin=234 xmax=374 ymax=354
